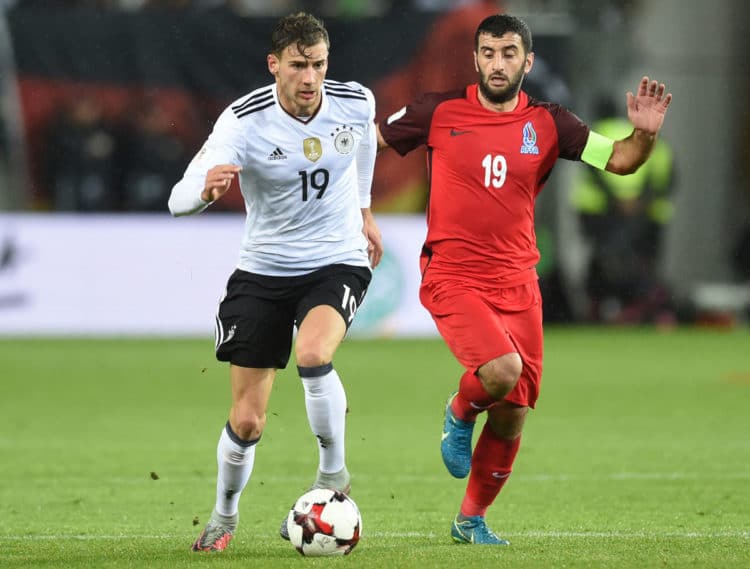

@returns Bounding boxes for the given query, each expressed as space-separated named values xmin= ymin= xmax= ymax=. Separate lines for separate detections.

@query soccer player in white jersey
xmin=168 ymin=12 xmax=383 ymax=553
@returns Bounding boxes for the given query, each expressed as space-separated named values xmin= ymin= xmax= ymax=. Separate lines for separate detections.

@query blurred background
xmin=1 ymin=0 xmax=749 ymax=336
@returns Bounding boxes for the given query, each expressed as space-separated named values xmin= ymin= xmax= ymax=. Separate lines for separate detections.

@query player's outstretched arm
xmin=605 ymin=76 xmax=672 ymax=175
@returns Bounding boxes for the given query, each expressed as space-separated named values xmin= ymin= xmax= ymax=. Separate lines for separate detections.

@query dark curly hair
xmin=271 ymin=12 xmax=330 ymax=58
xmin=475 ymin=14 xmax=533 ymax=54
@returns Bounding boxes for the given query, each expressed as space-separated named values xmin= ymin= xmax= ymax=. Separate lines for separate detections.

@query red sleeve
xmin=379 ymin=90 xmax=465 ymax=156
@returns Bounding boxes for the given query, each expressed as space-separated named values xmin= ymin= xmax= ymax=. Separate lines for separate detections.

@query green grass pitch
xmin=1 ymin=328 xmax=749 ymax=568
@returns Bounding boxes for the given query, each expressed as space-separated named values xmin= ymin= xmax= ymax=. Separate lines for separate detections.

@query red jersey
xmin=380 ymin=84 xmax=590 ymax=287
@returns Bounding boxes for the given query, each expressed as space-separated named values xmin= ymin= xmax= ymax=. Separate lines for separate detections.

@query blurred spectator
xmin=536 ymin=223 xmax=574 ymax=323
xmin=296 ymin=0 xmax=389 ymax=17
xmin=17 ymin=0 xmax=117 ymax=6
xmin=225 ymin=0 xmax=297 ymax=16
xmin=119 ymin=96 xmax=190 ymax=211
xmin=45 ymin=95 xmax=121 ymax=211
xmin=570 ymin=95 xmax=676 ymax=324
xmin=0 ymin=10 xmax=8 ymax=208
xmin=412 ymin=0 xmax=482 ymax=11
xmin=0 ymin=114 xmax=7 ymax=208
xmin=733 ymin=224 xmax=750 ymax=281
xmin=731 ymin=94 xmax=750 ymax=283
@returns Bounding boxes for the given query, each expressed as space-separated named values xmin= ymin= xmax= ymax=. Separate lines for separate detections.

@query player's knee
xmin=295 ymin=342 xmax=333 ymax=368
xmin=479 ymin=353 xmax=523 ymax=399
xmin=232 ymin=413 xmax=266 ymax=441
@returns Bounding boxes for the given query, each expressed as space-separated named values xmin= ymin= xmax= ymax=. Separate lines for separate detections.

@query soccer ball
xmin=286 ymin=488 xmax=362 ymax=557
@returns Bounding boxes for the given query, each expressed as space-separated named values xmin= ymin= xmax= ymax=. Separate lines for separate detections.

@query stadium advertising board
xmin=0 ymin=214 xmax=437 ymax=338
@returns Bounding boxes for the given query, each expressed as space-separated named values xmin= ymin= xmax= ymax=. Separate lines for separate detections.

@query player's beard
xmin=478 ymin=66 xmax=526 ymax=105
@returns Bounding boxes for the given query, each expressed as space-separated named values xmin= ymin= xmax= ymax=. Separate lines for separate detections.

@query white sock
xmin=299 ymin=363 xmax=347 ymax=474
xmin=214 ymin=422 xmax=257 ymax=517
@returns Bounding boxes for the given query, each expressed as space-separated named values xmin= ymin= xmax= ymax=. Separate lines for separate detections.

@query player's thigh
xmin=230 ymin=365 xmax=276 ymax=413
xmin=295 ymin=264 xmax=372 ymax=333
xmin=420 ymin=282 xmax=515 ymax=371
xmin=495 ymin=282 xmax=544 ymax=407
xmin=295 ymin=305 xmax=347 ymax=366
xmin=215 ymin=269 xmax=296 ymax=369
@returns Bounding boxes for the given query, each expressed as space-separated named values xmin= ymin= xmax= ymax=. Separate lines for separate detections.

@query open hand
xmin=627 ymin=76 xmax=672 ymax=135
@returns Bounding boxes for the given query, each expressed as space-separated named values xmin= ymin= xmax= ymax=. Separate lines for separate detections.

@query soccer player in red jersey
xmin=376 ymin=13 xmax=672 ymax=545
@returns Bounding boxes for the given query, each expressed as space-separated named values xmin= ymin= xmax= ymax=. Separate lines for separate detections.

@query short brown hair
xmin=271 ymin=12 xmax=330 ymax=57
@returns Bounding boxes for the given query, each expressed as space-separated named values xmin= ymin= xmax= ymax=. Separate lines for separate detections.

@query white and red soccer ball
xmin=286 ymin=488 xmax=362 ymax=557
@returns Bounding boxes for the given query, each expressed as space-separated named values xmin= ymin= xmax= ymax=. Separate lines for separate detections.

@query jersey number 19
xmin=298 ymin=169 xmax=330 ymax=201
xmin=482 ymin=154 xmax=507 ymax=189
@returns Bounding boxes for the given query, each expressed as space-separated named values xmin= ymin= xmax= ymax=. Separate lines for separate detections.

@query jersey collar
xmin=468 ymin=84 xmax=528 ymax=113
xmin=271 ymin=83 xmax=327 ymax=125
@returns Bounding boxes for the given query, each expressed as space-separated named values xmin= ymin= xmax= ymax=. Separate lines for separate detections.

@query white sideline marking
xmin=21 ymin=472 xmax=750 ymax=485
xmin=2 ymin=530 xmax=748 ymax=541
xmin=521 ymin=472 xmax=750 ymax=481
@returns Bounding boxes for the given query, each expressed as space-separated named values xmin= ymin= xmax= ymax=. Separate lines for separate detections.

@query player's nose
xmin=490 ymin=54 xmax=505 ymax=72
xmin=301 ymin=66 xmax=316 ymax=84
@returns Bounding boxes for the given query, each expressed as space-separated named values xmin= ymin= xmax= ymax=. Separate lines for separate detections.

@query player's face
xmin=474 ymin=32 xmax=533 ymax=105
xmin=268 ymin=41 xmax=329 ymax=117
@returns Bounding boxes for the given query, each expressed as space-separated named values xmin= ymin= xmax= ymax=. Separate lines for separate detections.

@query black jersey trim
xmin=324 ymin=79 xmax=362 ymax=89
xmin=324 ymin=84 xmax=364 ymax=94
xmin=232 ymin=88 xmax=274 ymax=113
xmin=232 ymin=87 xmax=273 ymax=108
xmin=234 ymin=100 xmax=276 ymax=118
xmin=327 ymin=92 xmax=368 ymax=101
xmin=324 ymin=81 xmax=365 ymax=94
xmin=325 ymin=86 xmax=366 ymax=96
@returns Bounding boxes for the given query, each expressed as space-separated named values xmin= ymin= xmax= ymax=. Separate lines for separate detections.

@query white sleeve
xmin=168 ymin=107 xmax=245 ymax=216
xmin=167 ymin=171 xmax=211 ymax=217
xmin=356 ymin=88 xmax=377 ymax=209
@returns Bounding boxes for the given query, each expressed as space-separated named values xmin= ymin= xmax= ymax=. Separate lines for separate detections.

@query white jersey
xmin=169 ymin=79 xmax=376 ymax=276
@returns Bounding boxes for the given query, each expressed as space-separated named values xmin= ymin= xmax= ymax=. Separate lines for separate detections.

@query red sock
xmin=460 ymin=424 xmax=521 ymax=517
xmin=452 ymin=370 xmax=495 ymax=421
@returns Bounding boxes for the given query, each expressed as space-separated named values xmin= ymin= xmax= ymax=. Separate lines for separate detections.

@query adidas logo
xmin=268 ymin=147 xmax=287 ymax=161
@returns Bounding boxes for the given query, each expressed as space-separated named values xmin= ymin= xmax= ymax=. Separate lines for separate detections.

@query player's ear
xmin=473 ymin=51 xmax=479 ymax=73
xmin=267 ymin=53 xmax=279 ymax=76
xmin=524 ymin=51 xmax=535 ymax=74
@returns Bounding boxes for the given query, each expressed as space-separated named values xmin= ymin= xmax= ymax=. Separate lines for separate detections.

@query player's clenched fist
xmin=201 ymin=164 xmax=241 ymax=203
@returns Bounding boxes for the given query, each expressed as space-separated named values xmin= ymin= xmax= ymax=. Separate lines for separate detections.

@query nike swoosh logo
xmin=450 ymin=128 xmax=472 ymax=137
xmin=491 ymin=471 xmax=510 ymax=479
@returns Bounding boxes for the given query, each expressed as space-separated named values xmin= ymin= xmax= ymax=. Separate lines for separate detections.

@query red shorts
xmin=419 ymin=278 xmax=544 ymax=408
